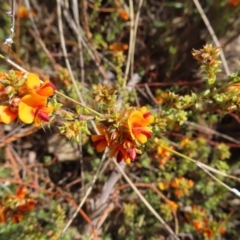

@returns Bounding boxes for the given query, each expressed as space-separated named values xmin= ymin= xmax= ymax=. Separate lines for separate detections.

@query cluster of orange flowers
xmin=0 ymin=70 xmax=55 ymax=126
xmin=0 ymin=187 xmax=35 ymax=223
xmin=156 ymin=145 xmax=174 ymax=166
xmin=186 ymin=205 xmax=226 ymax=238
xmin=171 ymin=177 xmax=194 ymax=197
xmin=155 ymin=91 xmax=168 ymax=105
xmin=153 ymin=139 xmax=175 ymax=166
xmin=159 ymin=177 xmax=194 ymax=197
xmin=91 ymin=107 xmax=154 ymax=163
xmin=166 ymin=200 xmax=178 ymax=212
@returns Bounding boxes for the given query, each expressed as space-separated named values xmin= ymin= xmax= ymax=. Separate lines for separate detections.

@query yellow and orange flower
xmin=128 ymin=107 xmax=154 ymax=144
xmin=167 ymin=200 xmax=178 ymax=211
xmin=91 ymin=125 xmax=110 ymax=152
xmin=18 ymin=93 xmax=53 ymax=126
xmin=0 ymin=105 xmax=18 ymax=124
xmin=157 ymin=146 xmax=172 ymax=157
xmin=37 ymin=79 xmax=56 ymax=96
xmin=171 ymin=177 xmax=182 ymax=188
xmin=192 ymin=220 xmax=204 ymax=231
xmin=25 ymin=73 xmax=55 ymax=97
xmin=0 ymin=72 xmax=55 ymax=126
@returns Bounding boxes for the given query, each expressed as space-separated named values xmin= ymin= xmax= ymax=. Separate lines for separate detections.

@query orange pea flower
xmin=0 ymin=105 xmax=18 ymax=124
xmin=140 ymin=107 xmax=154 ymax=123
xmin=37 ymin=79 xmax=56 ymax=96
xmin=187 ymin=179 xmax=194 ymax=188
xmin=18 ymin=93 xmax=53 ymax=126
xmin=91 ymin=125 xmax=110 ymax=152
xmin=157 ymin=146 xmax=172 ymax=157
xmin=171 ymin=178 xmax=180 ymax=188
xmin=167 ymin=200 xmax=178 ymax=211
xmin=110 ymin=139 xmax=137 ymax=163
xmin=128 ymin=107 xmax=154 ymax=144
xmin=26 ymin=73 xmax=55 ymax=97
xmin=192 ymin=220 xmax=204 ymax=231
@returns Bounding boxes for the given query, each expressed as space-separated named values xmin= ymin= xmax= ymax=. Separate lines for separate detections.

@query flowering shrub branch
xmin=0 ymin=1 xmax=240 ymax=237
xmin=0 ymin=71 xmax=55 ymax=126
xmin=92 ymin=106 xmax=154 ymax=163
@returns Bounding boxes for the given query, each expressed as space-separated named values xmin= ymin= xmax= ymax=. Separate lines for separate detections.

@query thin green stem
xmin=0 ymin=54 xmax=27 ymax=72
xmin=56 ymin=91 xmax=103 ymax=117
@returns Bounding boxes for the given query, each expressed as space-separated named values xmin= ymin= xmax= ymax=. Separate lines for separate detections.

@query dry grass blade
xmin=113 ymin=159 xmax=180 ymax=240
xmin=56 ymin=0 xmax=84 ymax=104
xmin=124 ymin=0 xmax=134 ymax=86
xmin=59 ymin=151 xmax=108 ymax=237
